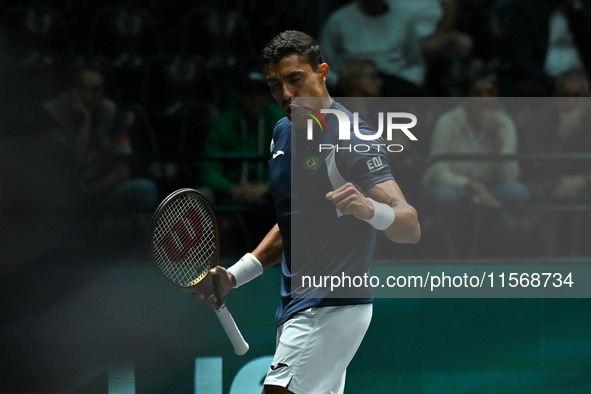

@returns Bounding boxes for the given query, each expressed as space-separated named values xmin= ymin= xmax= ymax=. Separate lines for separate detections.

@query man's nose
xmin=282 ymin=84 xmax=295 ymax=100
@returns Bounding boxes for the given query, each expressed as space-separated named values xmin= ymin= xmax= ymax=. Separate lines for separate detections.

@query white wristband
xmin=227 ymin=253 xmax=263 ymax=288
xmin=364 ymin=198 xmax=395 ymax=230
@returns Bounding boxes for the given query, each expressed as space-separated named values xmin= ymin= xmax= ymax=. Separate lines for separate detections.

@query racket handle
xmin=215 ymin=303 xmax=249 ymax=356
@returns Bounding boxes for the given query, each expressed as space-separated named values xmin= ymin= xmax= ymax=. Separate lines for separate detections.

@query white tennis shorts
xmin=263 ymin=303 xmax=373 ymax=394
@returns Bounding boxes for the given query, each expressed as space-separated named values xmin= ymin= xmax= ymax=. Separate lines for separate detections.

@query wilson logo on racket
xmin=158 ymin=208 xmax=204 ymax=262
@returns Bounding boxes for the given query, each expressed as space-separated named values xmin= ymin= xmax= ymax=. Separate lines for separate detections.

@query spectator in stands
xmin=199 ymin=69 xmax=284 ymax=253
xmin=421 ymin=71 xmax=529 ymax=256
xmin=519 ymin=69 xmax=591 ymax=255
xmin=422 ymin=71 xmax=528 ymax=207
xmin=319 ymin=0 xmax=434 ymax=96
xmin=501 ymin=0 xmax=591 ymax=96
xmin=336 ymin=58 xmax=384 ymax=138
xmin=521 ymin=69 xmax=591 ymax=203
xmin=421 ymin=0 xmax=474 ymax=62
xmin=422 ymin=0 xmax=501 ymax=96
xmin=337 ymin=58 xmax=383 ymax=97
xmin=43 ymin=60 xmax=158 ymax=238
xmin=200 ymin=69 xmax=284 ymax=206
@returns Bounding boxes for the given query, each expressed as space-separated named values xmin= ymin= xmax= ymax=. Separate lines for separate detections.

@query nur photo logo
xmin=302 ymin=105 xmax=418 ymax=153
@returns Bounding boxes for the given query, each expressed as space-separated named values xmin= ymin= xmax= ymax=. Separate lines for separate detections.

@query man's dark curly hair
xmin=261 ymin=30 xmax=324 ymax=71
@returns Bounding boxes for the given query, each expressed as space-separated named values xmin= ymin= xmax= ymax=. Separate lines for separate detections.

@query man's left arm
xmin=326 ymin=179 xmax=420 ymax=244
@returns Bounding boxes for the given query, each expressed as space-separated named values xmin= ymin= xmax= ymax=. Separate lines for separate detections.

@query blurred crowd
xmin=1 ymin=0 xmax=591 ymax=265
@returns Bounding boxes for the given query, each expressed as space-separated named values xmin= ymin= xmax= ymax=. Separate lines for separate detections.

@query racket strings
xmin=152 ymin=193 xmax=217 ymax=287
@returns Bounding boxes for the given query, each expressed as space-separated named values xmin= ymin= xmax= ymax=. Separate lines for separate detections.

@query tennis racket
xmin=148 ymin=188 xmax=249 ymax=355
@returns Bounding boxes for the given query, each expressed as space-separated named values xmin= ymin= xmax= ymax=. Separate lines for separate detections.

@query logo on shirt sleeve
xmin=367 ymin=156 xmax=384 ymax=172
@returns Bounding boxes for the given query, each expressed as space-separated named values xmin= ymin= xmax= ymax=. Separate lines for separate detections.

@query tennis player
xmin=194 ymin=30 xmax=420 ymax=394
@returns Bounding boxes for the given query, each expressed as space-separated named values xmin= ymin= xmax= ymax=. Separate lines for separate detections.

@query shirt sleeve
xmin=336 ymin=126 xmax=395 ymax=192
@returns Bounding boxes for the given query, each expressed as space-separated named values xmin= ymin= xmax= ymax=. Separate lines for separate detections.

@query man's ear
xmin=317 ymin=63 xmax=329 ymax=82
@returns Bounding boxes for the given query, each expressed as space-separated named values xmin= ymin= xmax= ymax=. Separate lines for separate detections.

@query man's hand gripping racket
xmin=148 ymin=188 xmax=249 ymax=355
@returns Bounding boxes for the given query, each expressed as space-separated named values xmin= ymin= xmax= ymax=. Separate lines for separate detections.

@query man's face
xmin=265 ymin=54 xmax=328 ymax=119
xmin=554 ymin=77 xmax=590 ymax=112
xmin=467 ymin=79 xmax=498 ymax=98
xmin=555 ymin=78 xmax=589 ymax=98
xmin=75 ymin=70 xmax=106 ymax=113
xmin=464 ymin=79 xmax=499 ymax=113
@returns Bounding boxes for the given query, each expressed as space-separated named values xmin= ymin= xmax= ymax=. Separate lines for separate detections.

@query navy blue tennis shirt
xmin=269 ymin=100 xmax=394 ymax=326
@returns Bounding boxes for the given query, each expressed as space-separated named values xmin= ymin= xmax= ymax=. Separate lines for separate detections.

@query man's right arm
xmin=192 ymin=224 xmax=283 ymax=307
xmin=224 ymin=223 xmax=283 ymax=286
xmin=250 ymin=224 xmax=283 ymax=270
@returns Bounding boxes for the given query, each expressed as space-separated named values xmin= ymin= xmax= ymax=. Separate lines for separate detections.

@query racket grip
xmin=215 ymin=304 xmax=249 ymax=356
